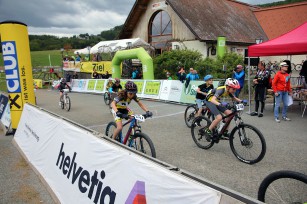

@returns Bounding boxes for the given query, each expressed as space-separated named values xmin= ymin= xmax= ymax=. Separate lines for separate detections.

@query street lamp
xmin=87 ymin=46 xmax=91 ymax=61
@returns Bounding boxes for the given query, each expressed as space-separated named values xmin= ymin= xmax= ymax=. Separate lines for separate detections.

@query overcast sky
xmin=0 ymin=0 xmax=282 ymax=37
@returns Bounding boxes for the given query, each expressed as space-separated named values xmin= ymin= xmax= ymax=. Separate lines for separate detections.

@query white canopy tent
xmin=90 ymin=38 xmax=150 ymax=54
xmin=74 ymin=47 xmax=91 ymax=55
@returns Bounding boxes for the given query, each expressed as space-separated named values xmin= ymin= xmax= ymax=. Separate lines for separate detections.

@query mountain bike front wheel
xmin=184 ymin=104 xmax=198 ymax=128
xmin=105 ymin=122 xmax=121 ymax=142
xmin=258 ymin=170 xmax=307 ymax=203
xmin=104 ymin=92 xmax=110 ymax=105
xmin=64 ymin=96 xmax=71 ymax=111
xmin=60 ymin=96 xmax=64 ymax=109
xmin=130 ymin=133 xmax=156 ymax=158
xmin=191 ymin=116 xmax=214 ymax=149
xmin=229 ymin=124 xmax=266 ymax=164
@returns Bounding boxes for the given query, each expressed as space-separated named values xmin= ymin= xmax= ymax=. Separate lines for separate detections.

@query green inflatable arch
xmin=111 ymin=47 xmax=154 ymax=79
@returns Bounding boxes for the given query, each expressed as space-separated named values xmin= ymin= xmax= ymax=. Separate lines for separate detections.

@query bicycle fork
xmin=234 ymin=118 xmax=250 ymax=146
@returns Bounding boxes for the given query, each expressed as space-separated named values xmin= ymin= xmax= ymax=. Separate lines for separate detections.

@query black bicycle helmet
xmin=125 ymin=81 xmax=138 ymax=93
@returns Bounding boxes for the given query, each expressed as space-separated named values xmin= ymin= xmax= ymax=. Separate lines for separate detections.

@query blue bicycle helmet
xmin=204 ymin=75 xmax=213 ymax=82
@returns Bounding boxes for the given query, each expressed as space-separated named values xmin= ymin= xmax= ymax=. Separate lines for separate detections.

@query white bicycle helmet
xmin=225 ymin=78 xmax=240 ymax=89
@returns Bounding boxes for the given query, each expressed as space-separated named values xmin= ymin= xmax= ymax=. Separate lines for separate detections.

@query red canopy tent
xmin=248 ymin=22 xmax=307 ymax=57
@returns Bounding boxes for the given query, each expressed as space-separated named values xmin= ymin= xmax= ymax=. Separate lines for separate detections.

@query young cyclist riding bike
xmin=110 ymin=81 xmax=153 ymax=140
xmin=205 ymin=78 xmax=247 ymax=140
xmin=58 ymin=78 xmax=71 ymax=97
xmin=195 ymin=74 xmax=214 ymax=118
xmin=106 ymin=77 xmax=114 ymax=91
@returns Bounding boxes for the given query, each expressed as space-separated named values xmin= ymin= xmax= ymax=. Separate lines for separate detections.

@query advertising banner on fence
xmin=70 ymin=79 xmax=88 ymax=92
xmin=0 ymin=94 xmax=9 ymax=119
xmin=143 ymin=80 xmax=162 ymax=99
xmin=0 ymin=95 xmax=11 ymax=128
xmin=14 ymin=104 xmax=221 ymax=203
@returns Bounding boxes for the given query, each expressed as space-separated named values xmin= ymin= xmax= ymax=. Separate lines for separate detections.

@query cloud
xmin=0 ymin=0 xmax=281 ymax=37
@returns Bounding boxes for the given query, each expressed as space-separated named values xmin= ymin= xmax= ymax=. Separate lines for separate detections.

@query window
xmin=149 ymin=10 xmax=172 ymax=53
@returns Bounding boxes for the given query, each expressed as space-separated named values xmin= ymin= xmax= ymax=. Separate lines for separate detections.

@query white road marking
xmin=88 ymin=111 xmax=185 ymax=128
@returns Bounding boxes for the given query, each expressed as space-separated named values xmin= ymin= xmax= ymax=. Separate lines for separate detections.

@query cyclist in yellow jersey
xmin=110 ymin=81 xmax=152 ymax=140
xmin=205 ymin=78 xmax=247 ymax=139
xmin=106 ymin=77 xmax=114 ymax=91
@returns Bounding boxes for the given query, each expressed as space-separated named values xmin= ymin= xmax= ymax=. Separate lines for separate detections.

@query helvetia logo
xmin=125 ymin=181 xmax=146 ymax=204
xmin=56 ymin=143 xmax=116 ymax=203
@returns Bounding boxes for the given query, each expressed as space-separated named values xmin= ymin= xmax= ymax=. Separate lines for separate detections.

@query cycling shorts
xmin=111 ymin=108 xmax=133 ymax=122
xmin=205 ymin=101 xmax=227 ymax=116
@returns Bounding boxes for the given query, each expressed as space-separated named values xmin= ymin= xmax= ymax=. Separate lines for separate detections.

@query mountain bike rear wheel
xmin=130 ymin=133 xmax=156 ymax=158
xmin=191 ymin=116 xmax=214 ymax=149
xmin=64 ymin=96 xmax=71 ymax=111
xmin=105 ymin=122 xmax=121 ymax=142
xmin=229 ymin=124 xmax=266 ymax=164
xmin=184 ymin=104 xmax=198 ymax=128
xmin=258 ymin=170 xmax=307 ymax=203
xmin=104 ymin=92 xmax=110 ymax=105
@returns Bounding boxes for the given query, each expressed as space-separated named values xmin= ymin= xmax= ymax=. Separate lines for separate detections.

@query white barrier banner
xmin=14 ymin=104 xmax=221 ymax=204
xmin=1 ymin=102 xmax=11 ymax=127
xmin=70 ymin=79 xmax=88 ymax=92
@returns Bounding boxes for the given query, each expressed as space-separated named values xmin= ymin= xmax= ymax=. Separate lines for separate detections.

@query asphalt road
xmin=1 ymin=87 xmax=306 ymax=203
xmin=39 ymin=89 xmax=307 ymax=198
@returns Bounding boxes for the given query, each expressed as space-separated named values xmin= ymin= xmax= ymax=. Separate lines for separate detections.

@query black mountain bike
xmin=184 ymin=101 xmax=213 ymax=128
xmin=258 ymin=170 xmax=307 ymax=203
xmin=191 ymin=102 xmax=266 ymax=164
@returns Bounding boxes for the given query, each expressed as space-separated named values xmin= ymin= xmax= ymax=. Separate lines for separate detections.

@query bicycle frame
xmin=119 ymin=117 xmax=140 ymax=145
xmin=214 ymin=106 xmax=242 ymax=137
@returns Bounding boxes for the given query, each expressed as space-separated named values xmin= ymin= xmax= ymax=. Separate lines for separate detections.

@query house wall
xmin=130 ymin=0 xmax=196 ymax=44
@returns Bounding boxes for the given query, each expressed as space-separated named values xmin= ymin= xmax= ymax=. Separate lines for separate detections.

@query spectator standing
xmin=131 ymin=67 xmax=139 ymax=79
xmin=72 ymin=71 xmax=78 ymax=79
xmin=75 ymin=53 xmax=81 ymax=62
xmin=105 ymin=71 xmax=111 ymax=79
xmin=251 ymin=61 xmax=270 ymax=117
xmin=176 ymin=66 xmax=186 ymax=83
xmin=166 ymin=72 xmax=172 ymax=80
xmin=92 ymin=68 xmax=99 ymax=79
xmin=272 ymin=62 xmax=292 ymax=122
xmin=185 ymin=68 xmax=199 ymax=88
xmin=283 ymin=60 xmax=292 ymax=74
xmin=232 ymin=65 xmax=245 ymax=97
xmin=299 ymin=60 xmax=307 ymax=84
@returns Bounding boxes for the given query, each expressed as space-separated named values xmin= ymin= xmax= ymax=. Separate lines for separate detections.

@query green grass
xmin=0 ymin=50 xmax=77 ymax=92
xmin=0 ymin=50 xmax=75 ymax=68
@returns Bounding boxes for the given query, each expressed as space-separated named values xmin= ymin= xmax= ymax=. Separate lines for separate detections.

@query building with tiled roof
xmin=118 ymin=0 xmax=306 ymax=61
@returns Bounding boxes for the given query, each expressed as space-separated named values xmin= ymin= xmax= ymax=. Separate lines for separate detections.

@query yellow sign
xmin=87 ymin=80 xmax=96 ymax=90
xmin=33 ymin=79 xmax=43 ymax=88
xmin=95 ymin=80 xmax=105 ymax=91
xmin=80 ymin=61 xmax=113 ymax=74
xmin=9 ymin=93 xmax=23 ymax=111
xmin=134 ymin=81 xmax=145 ymax=93
xmin=0 ymin=21 xmax=36 ymax=129
xmin=144 ymin=81 xmax=161 ymax=95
